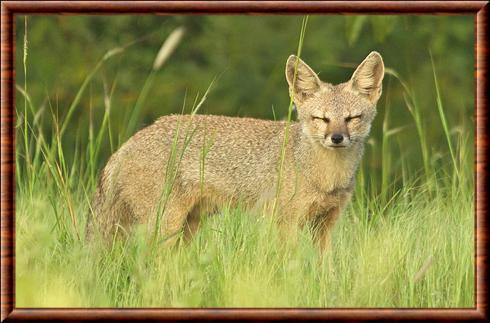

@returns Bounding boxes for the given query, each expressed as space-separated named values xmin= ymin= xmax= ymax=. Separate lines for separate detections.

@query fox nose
xmin=331 ymin=133 xmax=344 ymax=144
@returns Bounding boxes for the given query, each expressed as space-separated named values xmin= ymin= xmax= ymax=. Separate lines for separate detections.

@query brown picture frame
xmin=1 ymin=1 xmax=488 ymax=321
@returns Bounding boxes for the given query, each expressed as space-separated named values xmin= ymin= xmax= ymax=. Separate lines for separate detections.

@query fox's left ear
xmin=348 ymin=51 xmax=385 ymax=104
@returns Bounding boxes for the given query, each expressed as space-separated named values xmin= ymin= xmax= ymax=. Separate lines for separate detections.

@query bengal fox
xmin=87 ymin=52 xmax=385 ymax=251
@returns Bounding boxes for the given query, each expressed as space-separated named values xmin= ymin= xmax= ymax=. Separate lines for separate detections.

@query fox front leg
xmin=311 ymin=206 xmax=341 ymax=253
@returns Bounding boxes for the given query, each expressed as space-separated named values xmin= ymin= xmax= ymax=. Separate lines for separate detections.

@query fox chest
xmin=300 ymin=185 xmax=354 ymax=224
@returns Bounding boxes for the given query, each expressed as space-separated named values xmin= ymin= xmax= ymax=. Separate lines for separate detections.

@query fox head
xmin=285 ymin=52 xmax=384 ymax=150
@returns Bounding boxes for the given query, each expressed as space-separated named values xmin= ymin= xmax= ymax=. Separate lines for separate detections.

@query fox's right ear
xmin=285 ymin=55 xmax=321 ymax=104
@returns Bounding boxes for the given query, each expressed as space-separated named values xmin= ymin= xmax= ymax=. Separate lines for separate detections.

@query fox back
xmin=87 ymin=52 xmax=384 ymax=250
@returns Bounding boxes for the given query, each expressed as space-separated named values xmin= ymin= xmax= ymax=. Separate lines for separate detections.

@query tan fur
xmin=87 ymin=52 xmax=385 ymax=251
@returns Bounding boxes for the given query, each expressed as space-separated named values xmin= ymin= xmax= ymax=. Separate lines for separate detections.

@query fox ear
xmin=349 ymin=51 xmax=385 ymax=104
xmin=285 ymin=55 xmax=321 ymax=104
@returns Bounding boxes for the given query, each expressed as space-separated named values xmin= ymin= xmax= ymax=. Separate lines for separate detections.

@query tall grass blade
xmin=59 ymin=46 xmax=125 ymax=138
xmin=430 ymin=52 xmax=459 ymax=179
xmin=125 ymin=27 xmax=186 ymax=140
xmin=273 ymin=16 xmax=309 ymax=216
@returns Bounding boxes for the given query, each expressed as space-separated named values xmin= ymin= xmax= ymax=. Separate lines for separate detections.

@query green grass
xmin=15 ymin=16 xmax=474 ymax=308
xmin=16 ymin=176 xmax=474 ymax=307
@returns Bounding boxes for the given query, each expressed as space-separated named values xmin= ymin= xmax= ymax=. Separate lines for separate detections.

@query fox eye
xmin=312 ymin=116 xmax=330 ymax=123
xmin=345 ymin=114 xmax=362 ymax=122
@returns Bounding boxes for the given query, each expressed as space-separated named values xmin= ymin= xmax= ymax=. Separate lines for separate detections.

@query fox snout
xmin=331 ymin=133 xmax=344 ymax=144
xmin=325 ymin=132 xmax=351 ymax=148
xmin=324 ymin=122 xmax=350 ymax=148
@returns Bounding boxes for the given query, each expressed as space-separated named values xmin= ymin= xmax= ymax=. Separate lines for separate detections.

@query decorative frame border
xmin=1 ymin=1 xmax=488 ymax=321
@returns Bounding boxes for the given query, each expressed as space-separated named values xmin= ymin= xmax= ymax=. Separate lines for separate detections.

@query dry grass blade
xmin=124 ymin=26 xmax=186 ymax=139
xmin=153 ymin=27 xmax=186 ymax=71
xmin=413 ymin=255 xmax=434 ymax=283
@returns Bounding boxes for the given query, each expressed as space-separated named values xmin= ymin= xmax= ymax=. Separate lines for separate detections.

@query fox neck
xmin=293 ymin=125 xmax=364 ymax=193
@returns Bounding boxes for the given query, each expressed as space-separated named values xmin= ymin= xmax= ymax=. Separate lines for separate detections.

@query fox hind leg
xmin=183 ymin=199 xmax=217 ymax=241
xmin=184 ymin=203 xmax=203 ymax=241
xmin=87 ymin=185 xmax=137 ymax=243
xmin=152 ymin=189 xmax=202 ymax=247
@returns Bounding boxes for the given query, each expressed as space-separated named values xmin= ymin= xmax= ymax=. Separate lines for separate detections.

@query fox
xmin=86 ymin=51 xmax=385 ymax=251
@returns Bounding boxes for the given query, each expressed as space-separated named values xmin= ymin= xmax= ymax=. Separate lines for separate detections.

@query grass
xmin=15 ymin=17 xmax=474 ymax=308
xmin=16 ymin=176 xmax=474 ymax=307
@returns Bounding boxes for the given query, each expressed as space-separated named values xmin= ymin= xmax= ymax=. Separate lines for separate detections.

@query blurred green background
xmin=15 ymin=15 xmax=474 ymax=186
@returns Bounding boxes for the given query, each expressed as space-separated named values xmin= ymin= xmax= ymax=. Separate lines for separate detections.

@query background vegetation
xmin=15 ymin=15 xmax=474 ymax=307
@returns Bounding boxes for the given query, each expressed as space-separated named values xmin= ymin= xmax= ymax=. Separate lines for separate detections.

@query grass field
xmin=16 ymin=175 xmax=474 ymax=307
xmin=15 ymin=17 xmax=474 ymax=308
